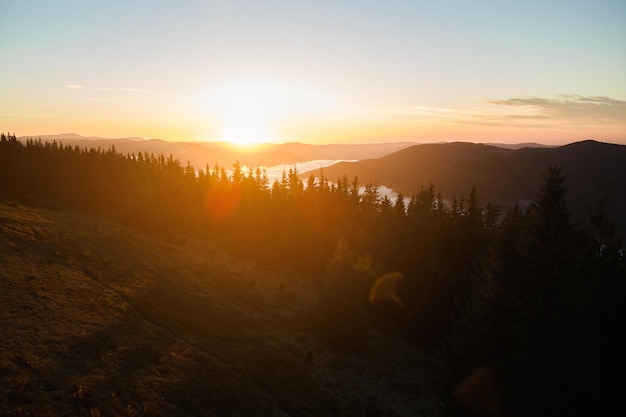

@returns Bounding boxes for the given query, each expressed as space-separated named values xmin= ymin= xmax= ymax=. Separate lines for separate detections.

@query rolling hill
xmin=304 ymin=140 xmax=626 ymax=238
xmin=0 ymin=200 xmax=445 ymax=417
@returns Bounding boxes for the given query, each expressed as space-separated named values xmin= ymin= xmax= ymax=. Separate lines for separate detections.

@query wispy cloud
xmin=65 ymin=84 xmax=154 ymax=93
xmin=374 ymin=95 xmax=626 ymax=129
xmin=483 ymin=95 xmax=626 ymax=123
xmin=373 ymin=106 xmax=455 ymax=117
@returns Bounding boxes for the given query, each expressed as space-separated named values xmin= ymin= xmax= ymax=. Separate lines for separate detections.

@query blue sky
xmin=1 ymin=0 xmax=624 ymax=144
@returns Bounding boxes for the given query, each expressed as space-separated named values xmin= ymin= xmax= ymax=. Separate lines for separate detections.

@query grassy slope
xmin=0 ymin=201 xmax=444 ymax=417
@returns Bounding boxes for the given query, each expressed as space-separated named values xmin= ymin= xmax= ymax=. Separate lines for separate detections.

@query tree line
xmin=1 ymin=132 xmax=624 ymax=416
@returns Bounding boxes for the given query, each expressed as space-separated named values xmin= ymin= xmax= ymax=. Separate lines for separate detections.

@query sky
xmin=1 ymin=0 xmax=625 ymax=145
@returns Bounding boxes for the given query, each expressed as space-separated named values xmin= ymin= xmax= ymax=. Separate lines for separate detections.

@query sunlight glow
xmin=216 ymin=80 xmax=275 ymax=146
xmin=220 ymin=113 xmax=272 ymax=147
xmin=199 ymin=76 xmax=342 ymax=145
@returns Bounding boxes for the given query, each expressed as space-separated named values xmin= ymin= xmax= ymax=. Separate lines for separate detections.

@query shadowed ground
xmin=0 ymin=200 xmax=445 ymax=416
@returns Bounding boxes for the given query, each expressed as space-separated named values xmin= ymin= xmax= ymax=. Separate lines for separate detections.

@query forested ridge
xmin=312 ymin=140 xmax=626 ymax=241
xmin=1 ymin=132 xmax=625 ymax=416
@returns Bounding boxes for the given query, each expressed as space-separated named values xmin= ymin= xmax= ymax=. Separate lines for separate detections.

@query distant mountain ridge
xmin=18 ymin=134 xmax=418 ymax=168
xmin=18 ymin=133 xmax=554 ymax=169
xmin=14 ymin=134 xmax=626 ymax=236
xmin=483 ymin=142 xmax=555 ymax=150
xmin=303 ymin=140 xmax=626 ymax=239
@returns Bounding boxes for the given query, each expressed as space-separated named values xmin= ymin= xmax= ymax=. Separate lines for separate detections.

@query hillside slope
xmin=308 ymin=140 xmax=626 ymax=238
xmin=0 ymin=201 xmax=444 ymax=417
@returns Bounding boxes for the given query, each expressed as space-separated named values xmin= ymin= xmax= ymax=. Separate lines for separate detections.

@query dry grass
xmin=0 ymin=200 xmax=445 ymax=416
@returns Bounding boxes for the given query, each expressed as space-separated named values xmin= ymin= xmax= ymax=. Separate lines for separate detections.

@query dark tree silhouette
xmin=445 ymin=166 xmax=625 ymax=417
xmin=2 ymin=134 xmax=624 ymax=415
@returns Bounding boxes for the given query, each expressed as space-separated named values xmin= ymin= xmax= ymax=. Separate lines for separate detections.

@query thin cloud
xmin=483 ymin=95 xmax=626 ymax=123
xmin=455 ymin=115 xmax=558 ymax=129
xmin=367 ymin=105 xmax=457 ymax=123
xmin=96 ymin=87 xmax=154 ymax=93
xmin=375 ymin=106 xmax=455 ymax=117
xmin=371 ymin=95 xmax=625 ymax=130
xmin=65 ymin=84 xmax=154 ymax=93
xmin=59 ymin=97 xmax=144 ymax=102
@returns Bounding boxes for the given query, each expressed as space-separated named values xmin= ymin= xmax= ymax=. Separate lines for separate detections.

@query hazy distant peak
xmin=563 ymin=139 xmax=622 ymax=147
xmin=58 ymin=133 xmax=84 ymax=138
xmin=483 ymin=142 xmax=554 ymax=150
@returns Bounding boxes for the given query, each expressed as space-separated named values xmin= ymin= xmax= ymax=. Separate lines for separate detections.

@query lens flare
xmin=369 ymin=272 xmax=405 ymax=308
xmin=205 ymin=185 xmax=242 ymax=223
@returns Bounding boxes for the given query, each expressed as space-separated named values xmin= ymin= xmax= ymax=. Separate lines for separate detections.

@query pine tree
xmin=445 ymin=166 xmax=615 ymax=416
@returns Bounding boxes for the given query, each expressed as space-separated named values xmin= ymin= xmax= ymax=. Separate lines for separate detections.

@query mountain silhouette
xmin=305 ymin=140 xmax=626 ymax=238
xmin=21 ymin=134 xmax=417 ymax=169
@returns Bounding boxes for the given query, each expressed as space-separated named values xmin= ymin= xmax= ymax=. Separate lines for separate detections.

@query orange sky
xmin=1 ymin=1 xmax=625 ymax=145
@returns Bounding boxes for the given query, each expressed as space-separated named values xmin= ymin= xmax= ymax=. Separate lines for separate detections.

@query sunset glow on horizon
xmin=1 ymin=0 xmax=624 ymax=146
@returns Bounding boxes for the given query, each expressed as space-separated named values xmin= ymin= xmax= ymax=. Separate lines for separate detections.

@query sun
xmin=210 ymin=78 xmax=283 ymax=146
xmin=219 ymin=105 xmax=272 ymax=147
xmin=198 ymin=75 xmax=342 ymax=146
